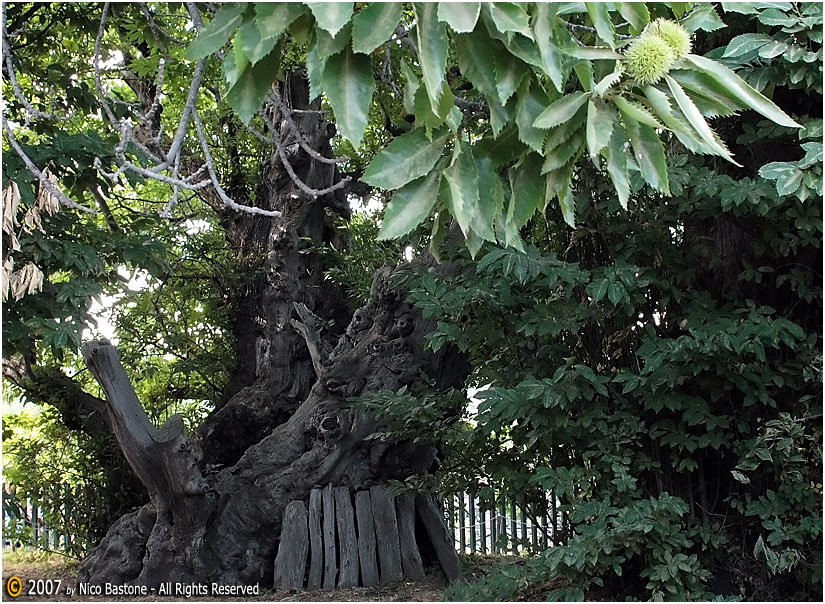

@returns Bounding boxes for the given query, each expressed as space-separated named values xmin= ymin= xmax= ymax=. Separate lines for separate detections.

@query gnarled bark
xmin=76 ymin=70 xmax=464 ymax=589
xmin=78 ymin=261 xmax=463 ymax=587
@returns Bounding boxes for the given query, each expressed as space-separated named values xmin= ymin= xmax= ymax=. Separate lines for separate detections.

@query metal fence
xmin=444 ymin=491 xmax=565 ymax=554
xmin=2 ymin=483 xmax=93 ymax=555
xmin=3 ymin=482 xmax=564 ymax=558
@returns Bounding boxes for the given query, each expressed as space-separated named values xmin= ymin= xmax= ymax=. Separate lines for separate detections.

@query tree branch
xmin=82 ymin=340 xmax=206 ymax=513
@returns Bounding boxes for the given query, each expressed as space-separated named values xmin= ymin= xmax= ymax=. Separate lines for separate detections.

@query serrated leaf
xmin=604 ymin=118 xmax=630 ymax=210
xmin=321 ymin=47 xmax=375 ymax=147
xmin=362 ymin=128 xmax=449 ymax=190
xmin=305 ymin=34 xmax=325 ymax=101
xmin=507 ymin=153 xmax=546 ymax=229
xmin=682 ymin=4 xmax=727 ymax=32
xmin=669 ymin=69 xmax=746 ymax=118
xmin=643 ymin=85 xmax=716 ymax=155
xmin=489 ymin=95 xmax=515 ymax=136
xmin=624 ymin=117 xmax=670 ymax=194
xmin=614 ymin=96 xmax=664 ymax=129
xmin=225 ymin=46 xmax=281 ymax=124
xmin=495 ymin=53 xmax=529 ymax=104
xmin=185 ymin=3 xmax=245 ymax=60
xmin=533 ymin=3 xmax=565 ymax=92
xmin=516 ymin=79 xmax=553 ymax=153
xmin=414 ymin=3 xmax=450 ymax=115
xmin=544 ymin=110 xmax=587 ymax=154
xmin=759 ymin=40 xmax=789 ymax=58
xmin=307 ymin=2 xmax=353 ymax=36
xmin=593 ymin=64 xmax=623 ymax=97
xmin=686 ymin=54 xmax=802 ymax=128
xmin=255 ymin=3 xmax=306 ymax=38
xmin=473 ymin=154 xmax=503 ymax=241
xmin=586 ymin=2 xmax=617 ymax=48
xmin=617 ymin=2 xmax=650 ymax=33
xmin=351 ymin=2 xmax=403 ymax=54
xmin=454 ymin=31 xmax=499 ymax=98
xmin=442 ymin=142 xmax=481 ymax=237
xmin=557 ymin=180 xmax=575 ymax=227
xmin=586 ymin=99 xmax=616 ymax=163
xmin=236 ymin=21 xmax=279 ymax=65
xmin=541 ymin=131 xmax=584 ymax=174
xmin=315 ymin=22 xmax=352 ymax=60
xmin=723 ymin=33 xmax=773 ymax=57
xmin=664 ymin=74 xmax=740 ymax=165
xmin=534 ymin=91 xmax=589 ymax=129
xmin=378 ymin=170 xmax=441 ymax=240
xmin=484 ymin=2 xmax=534 ymax=39
xmin=438 ymin=2 xmax=481 ymax=32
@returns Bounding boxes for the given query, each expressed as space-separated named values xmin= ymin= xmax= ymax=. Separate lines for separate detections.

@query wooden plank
xmin=307 ymin=489 xmax=323 ymax=590
xmin=322 ymin=484 xmax=338 ymax=588
xmin=396 ymin=492 xmax=425 ymax=580
xmin=334 ymin=487 xmax=360 ymax=588
xmin=354 ymin=490 xmax=379 ymax=587
xmin=273 ymin=500 xmax=309 ymax=590
xmin=416 ymin=494 xmax=460 ymax=582
xmin=370 ymin=485 xmax=403 ymax=583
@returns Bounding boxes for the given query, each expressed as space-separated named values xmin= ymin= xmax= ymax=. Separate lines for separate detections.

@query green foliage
xmin=184 ymin=2 xmax=800 ymax=255
xmin=2 ymin=406 xmax=123 ymax=557
xmin=374 ymin=7 xmax=821 ymax=600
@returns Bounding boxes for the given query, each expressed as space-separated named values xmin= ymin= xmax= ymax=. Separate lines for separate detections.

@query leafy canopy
xmin=187 ymin=1 xmax=800 ymax=254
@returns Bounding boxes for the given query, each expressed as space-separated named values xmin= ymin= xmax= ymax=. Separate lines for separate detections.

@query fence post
xmin=479 ymin=503 xmax=487 ymax=554
xmin=468 ymin=494 xmax=476 ymax=554
xmin=509 ymin=499 xmax=517 ymax=553
xmin=490 ymin=493 xmax=497 ymax=554
xmin=498 ymin=497 xmax=506 ymax=552
xmin=458 ymin=494 xmax=466 ymax=554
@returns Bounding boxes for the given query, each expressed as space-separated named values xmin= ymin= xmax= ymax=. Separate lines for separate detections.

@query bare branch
xmin=1 ymin=4 xmax=75 ymax=124
xmin=259 ymin=108 xmax=351 ymax=199
xmin=1 ymin=114 xmax=97 ymax=214
xmin=191 ymin=110 xmax=283 ymax=218
xmin=93 ymin=2 xmax=117 ymax=124
xmin=267 ymin=91 xmax=348 ymax=166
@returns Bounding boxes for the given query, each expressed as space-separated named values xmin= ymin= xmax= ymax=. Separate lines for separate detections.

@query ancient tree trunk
xmin=76 ymin=72 xmax=463 ymax=588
